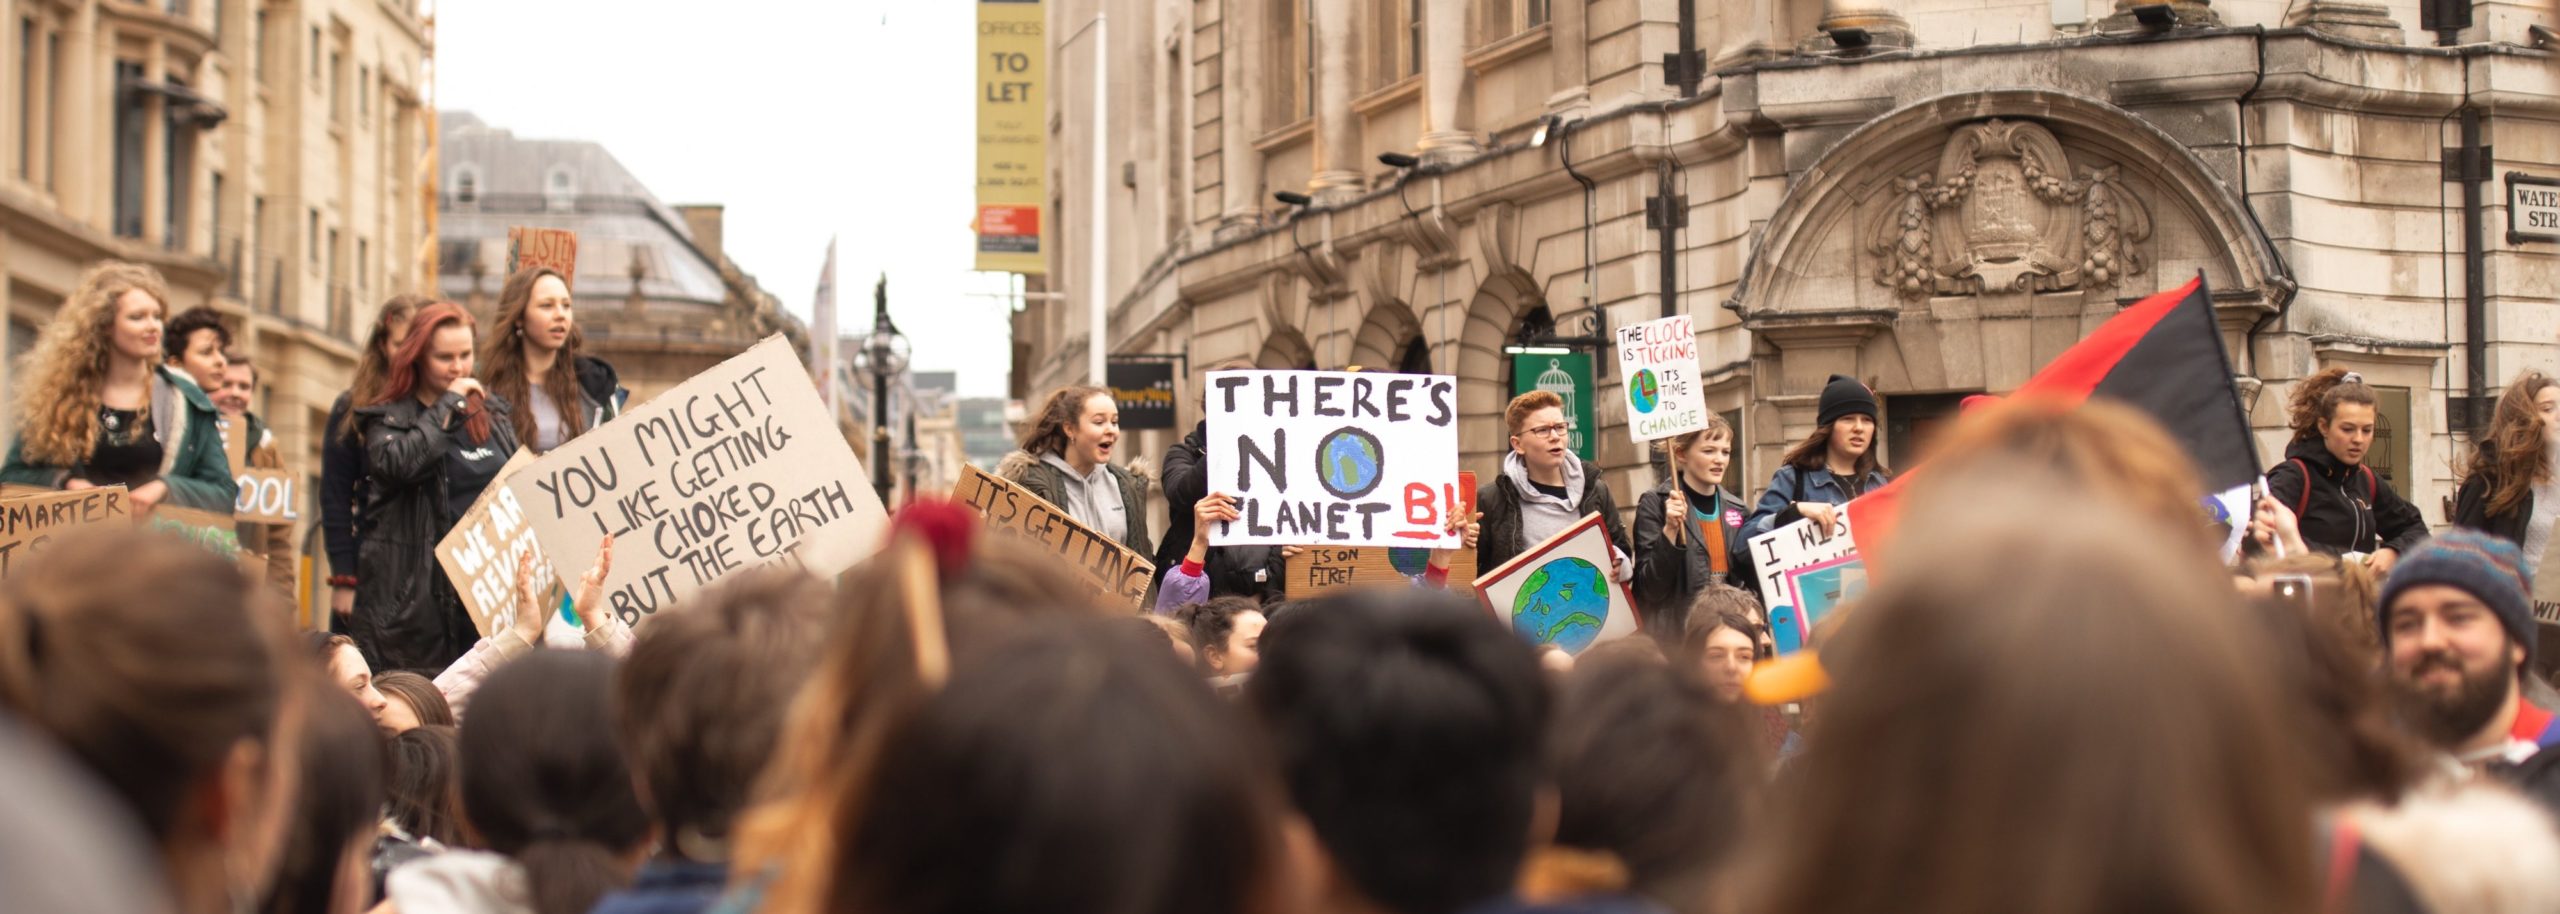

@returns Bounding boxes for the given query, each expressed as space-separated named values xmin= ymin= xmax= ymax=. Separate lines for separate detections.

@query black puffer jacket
xmin=2265 ymin=436 xmax=2427 ymax=558
xmin=2451 ymin=471 xmax=2535 ymax=550
xmin=352 ymin=393 xmax=521 ymax=673
xmin=1631 ymin=477 xmax=1749 ymax=638
xmin=572 ymin=355 xmax=628 ymax=430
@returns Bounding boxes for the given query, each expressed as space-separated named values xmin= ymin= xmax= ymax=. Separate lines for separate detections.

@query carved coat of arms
xmin=1868 ymin=119 xmax=2152 ymax=298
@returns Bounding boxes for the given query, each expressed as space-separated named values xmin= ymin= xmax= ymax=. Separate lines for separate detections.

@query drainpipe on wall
xmin=2455 ymin=103 xmax=2490 ymax=435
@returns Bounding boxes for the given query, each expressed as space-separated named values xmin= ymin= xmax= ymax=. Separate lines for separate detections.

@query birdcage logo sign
xmin=1535 ymin=359 xmax=1584 ymax=454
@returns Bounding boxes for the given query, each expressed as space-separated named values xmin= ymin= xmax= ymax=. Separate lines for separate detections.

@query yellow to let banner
xmin=976 ymin=0 xmax=1047 ymax=275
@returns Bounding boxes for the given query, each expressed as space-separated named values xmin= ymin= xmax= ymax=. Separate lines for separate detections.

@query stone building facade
xmin=0 ymin=0 xmax=433 ymax=491
xmin=435 ymin=111 xmax=804 ymax=409
xmin=1019 ymin=0 xmax=2559 ymax=528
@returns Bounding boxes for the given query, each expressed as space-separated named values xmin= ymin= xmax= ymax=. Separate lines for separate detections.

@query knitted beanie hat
xmin=2377 ymin=530 xmax=2535 ymax=668
xmin=1816 ymin=375 xmax=1878 ymax=428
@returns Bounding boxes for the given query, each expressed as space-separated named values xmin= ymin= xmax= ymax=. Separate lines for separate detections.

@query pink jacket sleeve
xmin=1153 ymin=563 xmax=1209 ymax=616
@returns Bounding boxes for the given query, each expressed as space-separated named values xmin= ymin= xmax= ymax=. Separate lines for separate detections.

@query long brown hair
xmin=480 ymin=268 xmax=586 ymax=452
xmin=1778 ymin=418 xmax=1885 ymax=478
xmin=0 ymin=528 xmax=291 ymax=845
xmin=369 ymin=303 xmax=495 ymax=445
xmin=732 ymin=524 xmax=1115 ymax=914
xmin=14 ymin=261 xmax=170 ymax=465
xmin=2286 ymin=366 xmax=2378 ymax=443
xmin=2463 ymin=371 xmax=2559 ymax=519
xmin=1742 ymin=481 xmax=2317 ymax=914
xmin=337 ymin=294 xmax=430 ymax=441
xmin=1018 ymin=385 xmax=1111 ymax=457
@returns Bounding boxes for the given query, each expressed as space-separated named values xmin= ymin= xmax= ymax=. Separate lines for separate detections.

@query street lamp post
xmin=855 ymin=274 xmax=908 ymax=506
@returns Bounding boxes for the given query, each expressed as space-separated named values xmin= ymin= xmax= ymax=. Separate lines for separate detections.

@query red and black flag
xmin=1849 ymin=274 xmax=2259 ymax=552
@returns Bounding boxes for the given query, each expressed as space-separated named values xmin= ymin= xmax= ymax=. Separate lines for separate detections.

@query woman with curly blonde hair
xmin=0 ymin=261 xmax=236 ymax=513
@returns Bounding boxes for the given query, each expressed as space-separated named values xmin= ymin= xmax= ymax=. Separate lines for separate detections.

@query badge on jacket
xmin=1724 ymin=508 xmax=1744 ymax=529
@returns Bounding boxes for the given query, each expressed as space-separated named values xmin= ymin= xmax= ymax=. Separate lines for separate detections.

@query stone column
xmin=1417 ymin=0 xmax=1477 ymax=165
xmin=56 ymin=2 xmax=98 ymax=225
xmin=1799 ymin=0 xmax=1913 ymax=52
xmin=1713 ymin=0 xmax=1779 ymax=68
xmin=2283 ymin=0 xmax=2402 ymax=43
xmin=1547 ymin=0 xmax=1591 ymax=114
xmin=1308 ymin=0 xmax=1361 ymax=203
xmin=1216 ymin=0 xmax=1264 ymax=240
xmin=142 ymin=43 xmax=168 ymax=247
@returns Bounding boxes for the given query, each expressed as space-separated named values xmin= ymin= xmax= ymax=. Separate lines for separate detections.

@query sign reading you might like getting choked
xmin=1206 ymin=370 xmax=1466 ymax=550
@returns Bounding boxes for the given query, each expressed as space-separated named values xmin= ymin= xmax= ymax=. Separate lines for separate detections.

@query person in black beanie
xmin=1743 ymin=374 xmax=1890 ymax=545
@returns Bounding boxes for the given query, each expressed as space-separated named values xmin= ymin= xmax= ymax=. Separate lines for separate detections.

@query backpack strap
xmin=2361 ymin=465 xmax=2378 ymax=503
xmin=2288 ymin=459 xmax=2315 ymax=519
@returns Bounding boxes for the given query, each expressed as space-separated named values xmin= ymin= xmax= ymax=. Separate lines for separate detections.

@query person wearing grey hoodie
xmin=996 ymin=385 xmax=1156 ymax=559
xmin=1479 ymin=390 xmax=1631 ymax=579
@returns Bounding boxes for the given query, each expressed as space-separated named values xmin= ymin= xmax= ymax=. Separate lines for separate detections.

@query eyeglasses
xmin=1521 ymin=424 xmax=1570 ymax=440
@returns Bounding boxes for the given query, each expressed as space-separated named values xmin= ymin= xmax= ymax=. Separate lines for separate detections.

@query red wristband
xmin=327 ymin=575 xmax=358 ymax=588
xmin=1180 ymin=559 xmax=1205 ymax=577
xmin=1423 ymin=565 xmax=1451 ymax=587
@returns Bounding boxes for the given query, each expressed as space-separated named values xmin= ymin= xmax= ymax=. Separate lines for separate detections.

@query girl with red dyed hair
xmin=353 ymin=302 xmax=522 ymax=672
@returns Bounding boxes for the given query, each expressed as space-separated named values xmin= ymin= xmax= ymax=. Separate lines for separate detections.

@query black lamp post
xmin=852 ymin=274 xmax=908 ymax=505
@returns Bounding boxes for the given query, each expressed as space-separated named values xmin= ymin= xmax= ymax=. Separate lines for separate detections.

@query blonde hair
xmin=1657 ymin=413 xmax=1734 ymax=460
xmin=14 ymin=261 xmax=171 ymax=466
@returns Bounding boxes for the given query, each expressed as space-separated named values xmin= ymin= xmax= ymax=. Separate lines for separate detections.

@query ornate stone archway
xmin=1729 ymin=89 xmax=2288 ymax=473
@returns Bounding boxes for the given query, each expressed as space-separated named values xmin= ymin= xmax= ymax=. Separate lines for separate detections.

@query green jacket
xmin=1 ymin=364 xmax=239 ymax=512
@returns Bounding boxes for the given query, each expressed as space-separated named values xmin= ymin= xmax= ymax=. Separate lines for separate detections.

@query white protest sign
xmin=1747 ymin=514 xmax=1858 ymax=654
xmin=1474 ymin=513 xmax=1641 ymax=655
xmin=234 ymin=468 xmax=302 ymax=525
xmin=506 ymin=336 xmax=889 ymax=627
xmin=1205 ymin=370 xmax=1464 ymax=548
xmin=1616 ymin=314 xmax=1708 ymax=443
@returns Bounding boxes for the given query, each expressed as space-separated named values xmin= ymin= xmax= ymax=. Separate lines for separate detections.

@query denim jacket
xmin=1742 ymin=463 xmax=1892 ymax=541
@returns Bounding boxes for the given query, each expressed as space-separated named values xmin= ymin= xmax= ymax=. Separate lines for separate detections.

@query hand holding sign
xmin=573 ymin=534 xmax=615 ymax=635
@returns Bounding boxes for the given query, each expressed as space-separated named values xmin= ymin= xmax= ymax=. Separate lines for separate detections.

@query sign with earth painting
xmin=1474 ymin=512 xmax=1639 ymax=655
xmin=1205 ymin=370 xmax=1466 ymax=549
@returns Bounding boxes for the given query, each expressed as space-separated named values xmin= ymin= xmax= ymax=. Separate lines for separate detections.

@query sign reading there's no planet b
xmin=1474 ymin=512 xmax=1639 ymax=655
xmin=506 ymin=336 xmax=890 ymax=628
xmin=1615 ymin=314 xmax=1708 ymax=443
xmin=1205 ymin=370 xmax=1464 ymax=549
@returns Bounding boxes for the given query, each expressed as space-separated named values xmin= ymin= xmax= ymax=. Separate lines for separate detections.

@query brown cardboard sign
xmin=234 ymin=468 xmax=302 ymax=525
xmin=438 ymin=452 xmax=558 ymax=637
xmin=952 ymin=464 xmax=1153 ymax=609
xmin=0 ymin=486 xmax=130 ymax=576
xmin=506 ymin=227 xmax=578 ymax=282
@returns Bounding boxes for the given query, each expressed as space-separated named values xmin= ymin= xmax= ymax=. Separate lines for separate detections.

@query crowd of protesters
xmin=11 ymin=257 xmax=2560 ymax=914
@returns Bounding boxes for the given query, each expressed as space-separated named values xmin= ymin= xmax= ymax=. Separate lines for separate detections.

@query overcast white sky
xmin=434 ymin=0 xmax=1020 ymax=397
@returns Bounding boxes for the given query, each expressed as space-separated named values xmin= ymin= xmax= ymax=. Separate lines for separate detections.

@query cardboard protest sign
xmin=952 ymin=464 xmax=1152 ymax=609
xmin=506 ymin=336 xmax=890 ymax=628
xmin=1615 ymin=314 xmax=1709 ymax=443
xmin=438 ymin=452 xmax=560 ymax=637
xmin=233 ymin=468 xmax=302 ymax=525
xmin=0 ymin=486 xmax=130 ymax=576
xmin=2535 ymin=535 xmax=2560 ymax=669
xmin=151 ymin=504 xmax=242 ymax=557
xmin=218 ymin=416 xmax=252 ymax=475
xmin=1286 ymin=472 xmax=1477 ymax=596
xmin=507 ymin=227 xmax=578 ymax=280
xmin=1205 ymin=370 xmax=1464 ymax=549
xmin=1747 ymin=515 xmax=1858 ymax=655
xmin=1474 ymin=513 xmax=1639 ymax=656
xmin=1780 ymin=553 xmax=1866 ymax=647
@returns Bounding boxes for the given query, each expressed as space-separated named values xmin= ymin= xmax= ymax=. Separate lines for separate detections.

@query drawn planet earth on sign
xmin=1388 ymin=547 xmax=1432 ymax=577
xmin=1317 ymin=428 xmax=1385 ymax=499
xmin=1628 ymin=369 xmax=1661 ymax=414
xmin=1511 ymin=557 xmax=1609 ymax=653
